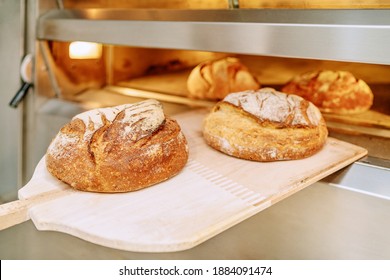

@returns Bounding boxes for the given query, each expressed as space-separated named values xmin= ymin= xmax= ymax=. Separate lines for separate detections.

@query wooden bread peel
xmin=0 ymin=110 xmax=367 ymax=252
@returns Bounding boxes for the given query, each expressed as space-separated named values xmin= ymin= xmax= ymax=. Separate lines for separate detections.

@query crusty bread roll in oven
xmin=46 ymin=99 xmax=188 ymax=193
xmin=203 ymin=88 xmax=328 ymax=161
xmin=187 ymin=57 xmax=260 ymax=100
xmin=282 ymin=70 xmax=374 ymax=114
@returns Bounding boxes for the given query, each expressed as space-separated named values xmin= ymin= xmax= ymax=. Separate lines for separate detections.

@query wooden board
xmin=325 ymin=110 xmax=390 ymax=129
xmin=15 ymin=110 xmax=367 ymax=252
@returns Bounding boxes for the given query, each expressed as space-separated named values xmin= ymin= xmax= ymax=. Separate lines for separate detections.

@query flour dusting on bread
xmin=187 ymin=57 xmax=260 ymax=100
xmin=120 ymin=100 xmax=165 ymax=140
xmin=46 ymin=99 xmax=188 ymax=193
xmin=282 ymin=70 xmax=374 ymax=114
xmin=72 ymin=100 xmax=165 ymax=142
xmin=223 ymin=88 xmax=322 ymax=127
xmin=47 ymin=133 xmax=79 ymax=160
xmin=75 ymin=104 xmax=129 ymax=141
xmin=203 ymin=88 xmax=328 ymax=162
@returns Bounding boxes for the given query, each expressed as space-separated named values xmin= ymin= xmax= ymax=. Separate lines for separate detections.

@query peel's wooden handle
xmin=0 ymin=189 xmax=74 ymax=231
xmin=0 ymin=199 xmax=32 ymax=230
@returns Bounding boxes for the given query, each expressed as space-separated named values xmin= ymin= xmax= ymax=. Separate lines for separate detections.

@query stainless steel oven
xmin=0 ymin=0 xmax=389 ymax=259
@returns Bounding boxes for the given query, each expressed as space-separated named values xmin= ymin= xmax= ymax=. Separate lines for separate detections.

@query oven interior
xmin=24 ymin=0 xmax=390 ymax=184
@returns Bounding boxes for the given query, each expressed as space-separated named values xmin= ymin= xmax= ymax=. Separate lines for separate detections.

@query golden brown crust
xmin=203 ymin=89 xmax=328 ymax=161
xmin=187 ymin=57 xmax=260 ymax=100
xmin=46 ymin=100 xmax=188 ymax=193
xmin=282 ymin=70 xmax=374 ymax=114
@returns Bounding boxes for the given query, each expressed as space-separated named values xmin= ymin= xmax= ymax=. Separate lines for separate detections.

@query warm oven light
xmin=69 ymin=41 xmax=102 ymax=59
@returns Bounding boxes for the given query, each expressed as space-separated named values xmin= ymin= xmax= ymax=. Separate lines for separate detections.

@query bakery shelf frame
xmin=37 ymin=8 xmax=390 ymax=65
xmin=34 ymin=7 xmax=390 ymax=167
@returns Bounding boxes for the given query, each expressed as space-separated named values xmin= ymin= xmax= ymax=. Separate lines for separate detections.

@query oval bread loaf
xmin=282 ymin=70 xmax=374 ymax=114
xmin=187 ymin=57 xmax=260 ymax=100
xmin=46 ymin=99 xmax=189 ymax=193
xmin=203 ymin=88 xmax=328 ymax=161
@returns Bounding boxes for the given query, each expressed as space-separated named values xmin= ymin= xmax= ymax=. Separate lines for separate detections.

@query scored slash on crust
xmin=46 ymin=100 xmax=189 ymax=193
xmin=202 ymin=88 xmax=328 ymax=162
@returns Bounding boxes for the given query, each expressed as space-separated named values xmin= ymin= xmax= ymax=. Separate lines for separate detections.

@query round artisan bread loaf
xmin=46 ymin=99 xmax=189 ymax=193
xmin=187 ymin=57 xmax=260 ymax=100
xmin=282 ymin=70 xmax=374 ymax=114
xmin=203 ymin=88 xmax=328 ymax=161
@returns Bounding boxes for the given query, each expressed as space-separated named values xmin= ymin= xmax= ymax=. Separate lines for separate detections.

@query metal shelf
xmin=37 ymin=8 xmax=390 ymax=65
